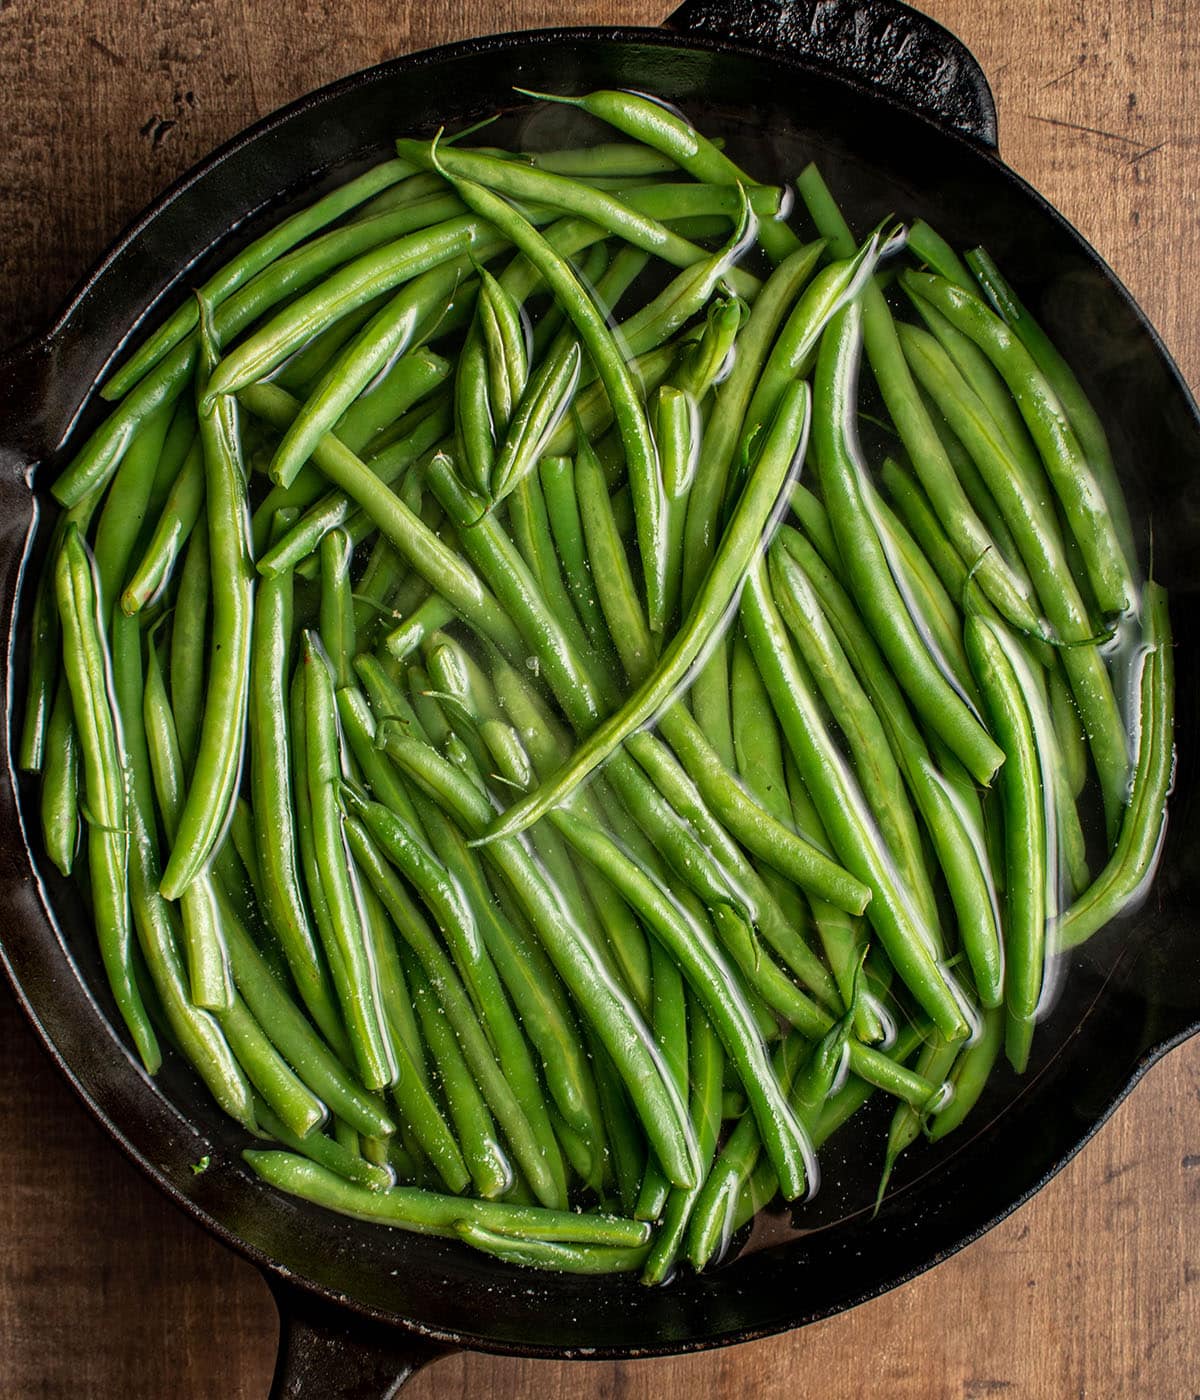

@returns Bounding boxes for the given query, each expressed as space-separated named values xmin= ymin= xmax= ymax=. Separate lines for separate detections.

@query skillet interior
xmin=3 ymin=25 xmax=1200 ymax=1359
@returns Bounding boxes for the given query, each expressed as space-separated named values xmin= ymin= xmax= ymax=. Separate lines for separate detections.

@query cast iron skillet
xmin=3 ymin=1 xmax=1200 ymax=1394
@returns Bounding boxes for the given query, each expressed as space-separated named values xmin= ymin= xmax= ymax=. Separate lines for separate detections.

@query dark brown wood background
xmin=2 ymin=2 xmax=1198 ymax=1395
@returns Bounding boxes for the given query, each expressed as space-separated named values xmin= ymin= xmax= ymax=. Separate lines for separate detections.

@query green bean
xmin=522 ymin=87 xmax=801 ymax=263
xmin=216 ymin=894 xmax=395 ymax=1140
xmin=796 ymin=165 xmax=1042 ymax=634
xmin=903 ymin=271 xmax=1134 ymax=617
xmin=352 ymin=868 xmax=471 ymax=1193
xmin=91 ymin=399 xmax=174 ymax=613
xmin=56 ymin=198 xmax=469 ymax=510
xmin=201 ymin=215 xmax=489 ymax=405
xmin=742 ymin=556 xmax=969 ymax=1041
xmin=653 ymin=384 xmax=695 ymax=635
xmin=111 ymin=592 xmax=258 ymax=1124
xmin=353 ymin=655 xmax=604 ymax=1141
xmin=681 ymin=243 xmax=823 ymax=610
xmin=737 ymin=231 xmax=886 ymax=475
xmin=251 ymin=1147 xmax=654 ymax=1242
xmin=966 ymin=247 xmax=1139 ymax=570
xmin=396 ymin=139 xmax=761 ymax=297
xmin=642 ymin=1001 xmax=724 ymax=1285
xmin=300 ymin=636 xmax=397 ymax=1089
xmin=491 ymin=338 xmax=582 ymax=506
xmin=875 ymin=1032 xmax=963 ymax=1208
xmin=905 ymin=292 xmax=1041 ymax=482
xmin=384 ymin=594 xmax=456 ymax=661
xmin=482 ymin=379 xmax=810 ymax=842
xmin=376 ymin=723 xmax=699 ymax=1190
xmin=898 ymin=315 xmax=1129 ymax=836
xmin=965 ymin=613 xmax=1048 ymax=1072
xmin=258 ymin=401 xmax=452 ymax=576
xmin=425 ymin=158 xmax=673 ymax=634
xmin=339 ymin=350 xmax=451 ymax=455
xmin=246 ymin=522 xmax=347 ymax=1049
xmin=256 ymin=1102 xmax=393 ymax=1191
xmin=266 ymin=268 xmax=461 ymax=489
xmin=768 ymin=547 xmax=939 ymax=932
xmin=142 ymin=640 xmax=235 ymax=1012
xmin=814 ymin=302 xmax=1004 ymax=786
xmin=318 ymin=528 xmax=356 ymax=687
xmin=166 ymin=518 xmax=209 ymax=768
xmin=525 ymin=141 xmax=680 ymax=177
xmin=772 ymin=529 xmax=1005 ymax=1006
xmin=40 ymin=677 xmax=79 ymax=877
xmin=553 ymin=806 xmax=813 ymax=1202
xmin=104 ymin=157 xmax=418 ymax=399
xmin=1055 ymin=582 xmax=1173 ymax=951
xmin=217 ymin=994 xmax=327 ymax=1140
xmin=927 ymin=1006 xmax=1005 ymax=1142
xmin=121 ymin=437 xmax=204 ymax=614
xmin=1048 ymin=664 xmax=1088 ymax=801
xmin=347 ymin=814 xmax=566 ymax=1206
xmin=405 ymin=948 xmax=513 ymax=1199
xmin=55 ymin=525 xmax=160 ymax=1071
xmin=159 ymin=311 xmax=254 ymax=899
xmin=241 ymin=387 xmax=527 ymax=663
xmin=906 ymin=220 xmax=974 ymax=289
xmin=573 ymin=445 xmax=871 ymax=916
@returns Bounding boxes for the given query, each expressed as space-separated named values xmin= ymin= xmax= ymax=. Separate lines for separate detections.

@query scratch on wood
xmin=1181 ymin=1153 xmax=1200 ymax=1168
xmin=1129 ymin=141 xmax=1167 ymax=165
xmin=1040 ymin=62 xmax=1082 ymax=90
xmin=964 ymin=1382 xmax=1015 ymax=1397
xmin=86 ymin=35 xmax=126 ymax=67
xmin=1026 ymin=112 xmax=1143 ymax=148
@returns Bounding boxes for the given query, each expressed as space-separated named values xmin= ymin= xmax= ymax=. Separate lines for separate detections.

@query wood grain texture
xmin=1 ymin=1 xmax=1197 ymax=1396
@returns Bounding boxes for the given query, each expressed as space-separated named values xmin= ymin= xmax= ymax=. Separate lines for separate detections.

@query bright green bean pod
xmin=966 ymin=246 xmax=1139 ymax=570
xmin=814 ymin=301 xmax=1004 ymax=787
xmin=169 ymin=516 xmax=209 ymax=776
xmin=240 ymin=384 xmax=526 ymax=658
xmin=405 ymin=948 xmax=513 ymax=1200
xmin=376 ymin=723 xmax=700 ymax=1191
xmin=318 ymin=528 xmax=357 ymax=689
xmin=553 ymin=806 xmax=814 ymax=1202
xmin=104 ymin=156 xmax=418 ymax=399
xmin=875 ymin=1032 xmax=963 ymax=1208
xmin=395 ymin=138 xmax=761 ymax=297
xmin=927 ymin=1006 xmax=1005 ymax=1143
xmin=40 ymin=677 xmax=79 ymax=878
xmin=1055 ymin=582 xmax=1173 ymax=951
xmin=142 ymin=641 xmax=235 ymax=1012
xmin=680 ymin=243 xmax=823 ymax=609
xmin=218 ymin=995 xmax=327 ymax=1140
xmin=246 ymin=516 xmax=346 ymax=1051
xmin=519 ymin=87 xmax=801 ymax=263
xmin=742 ymin=557 xmax=970 ymax=1042
xmin=899 ymin=311 xmax=1129 ymax=835
xmin=482 ymin=379 xmax=810 ymax=843
xmin=904 ymin=270 xmax=1134 ymax=617
xmin=965 ymin=613 xmax=1049 ymax=1072
xmin=773 ymin=529 xmax=1005 ymax=1006
xmin=55 ymin=525 xmax=160 ymax=1071
xmin=301 ymin=636 xmax=397 ymax=1089
xmin=160 ymin=309 xmax=254 ymax=899
xmin=120 ymin=436 xmax=204 ymax=614
xmin=796 ymin=165 xmax=1042 ymax=634
xmin=422 ymin=154 xmax=672 ymax=633
xmin=246 ymin=1150 xmax=652 ymax=1244
xmin=490 ymin=338 xmax=582 ymax=505
xmin=267 ymin=266 xmax=460 ymax=489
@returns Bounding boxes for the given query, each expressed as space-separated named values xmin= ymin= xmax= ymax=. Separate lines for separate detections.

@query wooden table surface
xmin=1 ymin=1 xmax=1197 ymax=1395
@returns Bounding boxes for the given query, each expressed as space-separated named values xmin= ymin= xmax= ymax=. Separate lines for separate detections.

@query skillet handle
xmin=664 ymin=0 xmax=998 ymax=148
xmin=268 ymin=1280 xmax=451 ymax=1399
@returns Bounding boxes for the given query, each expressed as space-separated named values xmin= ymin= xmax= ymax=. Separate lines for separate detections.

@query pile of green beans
xmin=21 ymin=88 xmax=1174 ymax=1283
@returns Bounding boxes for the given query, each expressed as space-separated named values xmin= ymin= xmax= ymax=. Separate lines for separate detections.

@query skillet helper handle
xmin=664 ymin=0 xmax=998 ymax=148
xmin=269 ymin=1281 xmax=451 ymax=1399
